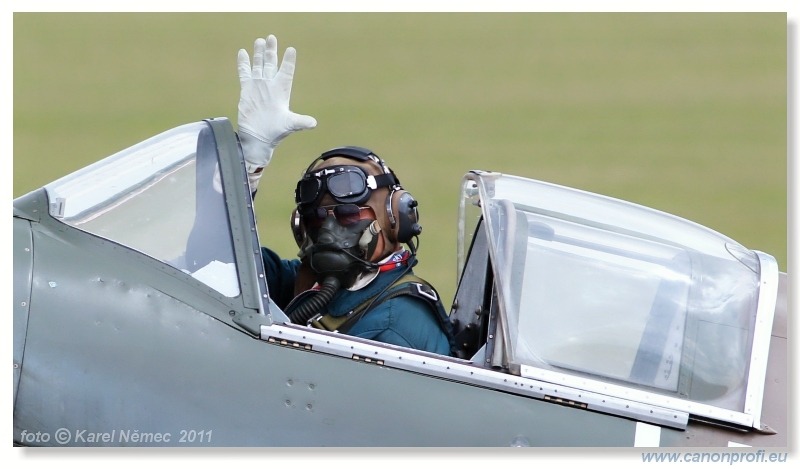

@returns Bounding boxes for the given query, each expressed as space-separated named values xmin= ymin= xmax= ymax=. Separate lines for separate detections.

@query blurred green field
xmin=13 ymin=13 xmax=787 ymax=306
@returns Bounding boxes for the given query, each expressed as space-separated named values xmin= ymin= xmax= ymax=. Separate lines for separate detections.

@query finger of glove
xmin=237 ymin=49 xmax=252 ymax=84
xmin=288 ymin=112 xmax=318 ymax=131
xmin=263 ymin=34 xmax=278 ymax=79
xmin=274 ymin=47 xmax=298 ymax=96
xmin=251 ymin=37 xmax=266 ymax=79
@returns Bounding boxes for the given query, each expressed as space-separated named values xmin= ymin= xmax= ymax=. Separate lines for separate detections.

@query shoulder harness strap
xmin=310 ymin=274 xmax=456 ymax=354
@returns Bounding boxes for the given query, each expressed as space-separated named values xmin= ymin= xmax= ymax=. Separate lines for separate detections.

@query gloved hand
xmin=237 ymin=35 xmax=317 ymax=190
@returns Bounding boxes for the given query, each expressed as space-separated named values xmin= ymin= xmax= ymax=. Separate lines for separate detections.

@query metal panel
xmin=13 ymin=217 xmax=34 ymax=404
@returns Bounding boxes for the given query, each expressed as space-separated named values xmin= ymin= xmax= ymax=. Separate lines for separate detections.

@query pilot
xmin=236 ymin=35 xmax=454 ymax=356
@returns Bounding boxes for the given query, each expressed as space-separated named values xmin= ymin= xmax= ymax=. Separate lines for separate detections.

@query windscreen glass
xmin=45 ymin=122 xmax=240 ymax=297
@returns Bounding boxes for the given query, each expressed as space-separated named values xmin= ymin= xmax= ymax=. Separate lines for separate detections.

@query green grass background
xmin=13 ymin=13 xmax=787 ymax=306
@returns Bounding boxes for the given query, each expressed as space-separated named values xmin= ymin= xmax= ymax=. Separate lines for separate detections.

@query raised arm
xmin=237 ymin=35 xmax=317 ymax=191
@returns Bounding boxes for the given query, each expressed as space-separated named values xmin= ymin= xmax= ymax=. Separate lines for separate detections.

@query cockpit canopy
xmin=458 ymin=171 xmax=778 ymax=428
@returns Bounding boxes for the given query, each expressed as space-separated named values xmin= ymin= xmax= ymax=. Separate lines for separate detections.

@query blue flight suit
xmin=260 ymin=246 xmax=453 ymax=355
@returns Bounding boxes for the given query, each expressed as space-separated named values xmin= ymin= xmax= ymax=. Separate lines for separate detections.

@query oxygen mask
xmin=299 ymin=204 xmax=381 ymax=288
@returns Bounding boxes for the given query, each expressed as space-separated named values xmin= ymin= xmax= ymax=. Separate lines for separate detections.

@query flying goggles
xmin=295 ymin=165 xmax=399 ymax=207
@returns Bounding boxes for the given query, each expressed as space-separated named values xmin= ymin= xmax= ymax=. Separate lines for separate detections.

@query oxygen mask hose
xmin=288 ymin=276 xmax=341 ymax=325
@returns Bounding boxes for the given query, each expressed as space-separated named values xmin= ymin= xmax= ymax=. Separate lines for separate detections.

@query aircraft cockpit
xmin=34 ymin=119 xmax=783 ymax=439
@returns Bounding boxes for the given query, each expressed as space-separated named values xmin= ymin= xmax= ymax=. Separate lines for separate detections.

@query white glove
xmin=237 ymin=35 xmax=317 ymax=190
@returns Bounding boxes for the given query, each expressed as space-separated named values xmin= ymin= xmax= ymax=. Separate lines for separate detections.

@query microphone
xmin=358 ymin=220 xmax=381 ymax=252
xmin=339 ymin=247 xmax=381 ymax=270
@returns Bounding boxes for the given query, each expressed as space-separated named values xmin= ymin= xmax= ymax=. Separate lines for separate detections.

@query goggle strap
xmin=371 ymin=173 xmax=399 ymax=190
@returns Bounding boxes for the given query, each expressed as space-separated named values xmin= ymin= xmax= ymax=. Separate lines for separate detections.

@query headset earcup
xmin=388 ymin=190 xmax=421 ymax=243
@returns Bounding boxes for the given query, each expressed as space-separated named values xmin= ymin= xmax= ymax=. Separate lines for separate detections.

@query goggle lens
xmin=327 ymin=171 xmax=367 ymax=199
xmin=296 ymin=179 xmax=318 ymax=205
